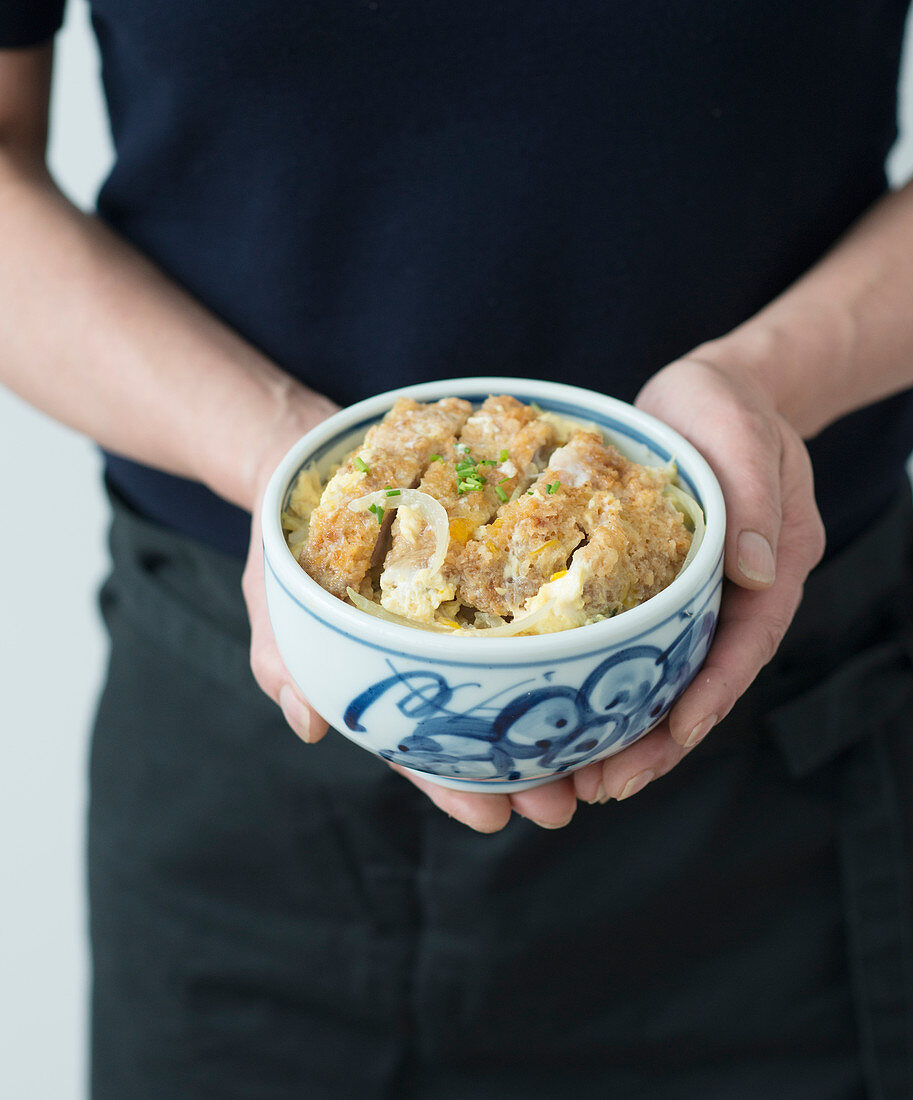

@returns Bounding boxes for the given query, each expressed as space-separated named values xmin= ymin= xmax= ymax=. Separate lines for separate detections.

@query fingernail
xmin=590 ymin=782 xmax=607 ymax=805
xmin=279 ymin=684 xmax=312 ymax=742
xmin=530 ymin=815 xmax=575 ymax=830
xmin=684 ymin=713 xmax=718 ymax=750
xmin=738 ymin=530 xmax=776 ymax=585
xmin=617 ymin=769 xmax=655 ymax=801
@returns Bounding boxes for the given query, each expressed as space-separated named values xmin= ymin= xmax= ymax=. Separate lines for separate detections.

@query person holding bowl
xmin=1 ymin=3 xmax=912 ymax=1095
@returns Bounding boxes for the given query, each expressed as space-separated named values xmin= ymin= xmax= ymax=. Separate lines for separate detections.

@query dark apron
xmin=88 ymin=482 xmax=913 ymax=1099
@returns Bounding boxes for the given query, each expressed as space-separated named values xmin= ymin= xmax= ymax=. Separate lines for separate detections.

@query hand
xmin=571 ymin=355 xmax=826 ymax=804
xmin=240 ymin=416 xmax=580 ymax=834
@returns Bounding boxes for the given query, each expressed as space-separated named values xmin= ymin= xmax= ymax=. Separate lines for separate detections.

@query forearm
xmin=0 ymin=153 xmax=336 ymax=510
xmin=691 ymin=177 xmax=913 ymax=438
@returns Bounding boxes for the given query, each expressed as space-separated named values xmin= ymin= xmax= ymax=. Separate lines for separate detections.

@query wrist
xmin=244 ymin=375 xmax=340 ymax=508
xmin=688 ymin=298 xmax=855 ymax=439
xmin=193 ymin=366 xmax=340 ymax=512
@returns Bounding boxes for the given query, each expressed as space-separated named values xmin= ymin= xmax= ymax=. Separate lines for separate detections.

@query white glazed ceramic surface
xmin=262 ymin=378 xmax=725 ymax=792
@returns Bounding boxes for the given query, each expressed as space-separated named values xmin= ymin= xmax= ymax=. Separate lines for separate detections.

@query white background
xmin=2 ymin=3 xmax=913 ymax=1097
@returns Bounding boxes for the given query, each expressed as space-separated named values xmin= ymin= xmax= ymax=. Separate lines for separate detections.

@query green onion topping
xmin=495 ymin=485 xmax=509 ymax=503
xmin=499 ymin=449 xmax=509 ymax=462
xmin=353 ymin=456 xmax=370 ymax=473
xmin=457 ymin=473 xmax=485 ymax=494
xmin=385 ymin=488 xmax=401 ymax=497
xmin=430 ymin=454 xmax=444 ymax=463
xmin=546 ymin=480 xmax=561 ymax=494
xmin=368 ymin=503 xmax=385 ymax=524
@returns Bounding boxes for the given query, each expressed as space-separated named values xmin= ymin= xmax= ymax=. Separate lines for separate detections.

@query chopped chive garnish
xmin=368 ymin=503 xmax=385 ymax=524
xmin=497 ymin=477 xmax=510 ymax=485
xmin=478 ymin=459 xmax=497 ymax=467
xmin=456 ymin=466 xmax=485 ymax=494
xmin=430 ymin=454 xmax=444 ymax=463
xmin=495 ymin=485 xmax=509 ymax=503
xmin=527 ymin=489 xmax=535 ymax=495
xmin=546 ymin=480 xmax=561 ymax=494
xmin=385 ymin=488 xmax=401 ymax=497
xmin=499 ymin=449 xmax=509 ymax=462
xmin=353 ymin=456 xmax=370 ymax=473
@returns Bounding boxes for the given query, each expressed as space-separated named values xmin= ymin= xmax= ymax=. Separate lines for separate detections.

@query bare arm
xmin=0 ymin=44 xmax=337 ymax=511
xmin=574 ymin=175 xmax=913 ymax=804
xmin=691 ymin=177 xmax=913 ymax=438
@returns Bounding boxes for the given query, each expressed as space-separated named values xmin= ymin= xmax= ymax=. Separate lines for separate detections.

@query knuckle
xmin=241 ymin=565 xmax=257 ymax=598
xmin=808 ymin=513 xmax=827 ymax=566
xmin=754 ymin=612 xmax=785 ymax=667
xmin=731 ymin=401 xmax=781 ymax=452
xmin=248 ymin=646 xmax=272 ymax=695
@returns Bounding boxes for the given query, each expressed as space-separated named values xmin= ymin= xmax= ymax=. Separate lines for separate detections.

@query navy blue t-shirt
xmin=6 ymin=1 xmax=913 ymax=557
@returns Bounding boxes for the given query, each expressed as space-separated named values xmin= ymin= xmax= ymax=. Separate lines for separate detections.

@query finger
xmin=638 ymin=359 xmax=786 ymax=590
xmin=687 ymin=375 xmax=784 ymax=589
xmin=573 ymin=721 xmax=697 ymax=804
xmin=592 ymin=722 xmax=690 ymax=801
xmin=667 ymin=438 xmax=824 ymax=748
xmin=509 ymin=776 xmax=578 ymax=829
xmin=572 ymin=759 xmax=607 ymax=804
xmin=716 ymin=423 xmax=782 ymax=590
xmin=665 ymin=581 xmax=796 ymax=747
xmin=390 ymin=764 xmax=513 ymax=833
xmin=242 ymin=523 xmax=329 ymax=744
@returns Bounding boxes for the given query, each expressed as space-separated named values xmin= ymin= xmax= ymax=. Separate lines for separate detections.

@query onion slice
xmin=664 ymin=483 xmax=706 ymax=577
xmin=346 ymin=588 xmax=456 ymax=633
xmin=458 ymin=602 xmax=554 ymax=637
xmin=348 ymin=488 xmax=449 ymax=575
xmin=346 ymin=587 xmax=554 ymax=637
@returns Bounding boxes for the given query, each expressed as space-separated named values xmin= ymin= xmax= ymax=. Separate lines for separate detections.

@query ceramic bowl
xmin=262 ymin=377 xmax=725 ymax=792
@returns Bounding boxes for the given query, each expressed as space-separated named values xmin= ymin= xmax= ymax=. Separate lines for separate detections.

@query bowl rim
xmin=262 ymin=376 xmax=726 ymax=663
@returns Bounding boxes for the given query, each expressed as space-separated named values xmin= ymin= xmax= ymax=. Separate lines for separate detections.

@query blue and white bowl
xmin=262 ymin=378 xmax=725 ymax=792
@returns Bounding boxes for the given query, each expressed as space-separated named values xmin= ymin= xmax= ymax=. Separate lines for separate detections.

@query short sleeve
xmin=0 ymin=0 xmax=66 ymax=48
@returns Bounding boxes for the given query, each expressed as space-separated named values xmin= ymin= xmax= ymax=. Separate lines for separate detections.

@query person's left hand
xmin=243 ymin=447 xmax=581 ymax=834
xmin=570 ymin=354 xmax=826 ymax=804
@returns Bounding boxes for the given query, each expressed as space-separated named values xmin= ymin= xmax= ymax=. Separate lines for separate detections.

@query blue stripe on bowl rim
xmin=284 ymin=395 xmax=702 ymax=511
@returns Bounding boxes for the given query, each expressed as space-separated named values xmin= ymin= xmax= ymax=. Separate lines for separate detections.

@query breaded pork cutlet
xmin=522 ymin=497 xmax=691 ymax=632
xmin=379 ymin=395 xmax=555 ymax=620
xmin=459 ymin=430 xmax=690 ymax=622
xmin=299 ymin=397 xmax=472 ymax=599
xmin=458 ymin=430 xmax=627 ymax=617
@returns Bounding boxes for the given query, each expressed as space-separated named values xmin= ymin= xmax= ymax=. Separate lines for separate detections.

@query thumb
xmin=636 ymin=357 xmax=783 ymax=591
xmin=242 ymin=513 xmax=330 ymax=744
xmin=715 ymin=419 xmax=783 ymax=590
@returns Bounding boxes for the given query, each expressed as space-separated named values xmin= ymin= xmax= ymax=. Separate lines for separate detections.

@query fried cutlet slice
xmin=299 ymin=397 xmax=472 ymax=600
xmin=459 ymin=429 xmax=690 ymax=620
xmin=379 ymin=395 xmax=555 ymax=620
xmin=458 ymin=430 xmax=627 ymax=617
xmin=521 ymin=492 xmax=692 ymax=632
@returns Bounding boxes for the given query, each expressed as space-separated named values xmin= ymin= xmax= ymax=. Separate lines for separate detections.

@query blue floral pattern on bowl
xmin=342 ymin=569 xmax=721 ymax=783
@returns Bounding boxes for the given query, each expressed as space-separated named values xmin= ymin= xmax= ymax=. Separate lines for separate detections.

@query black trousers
xmin=88 ymin=484 xmax=913 ymax=1098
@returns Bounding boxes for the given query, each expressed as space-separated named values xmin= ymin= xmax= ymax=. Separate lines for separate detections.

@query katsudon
xmin=284 ymin=395 xmax=702 ymax=636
